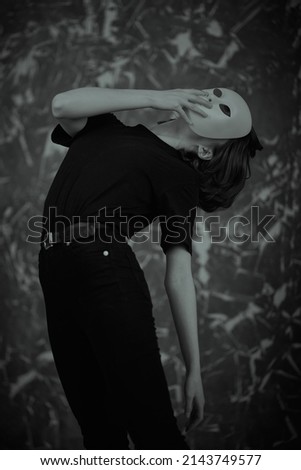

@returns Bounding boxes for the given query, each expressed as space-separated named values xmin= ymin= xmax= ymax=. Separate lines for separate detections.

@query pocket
xmin=64 ymin=240 xmax=125 ymax=302
xmin=104 ymin=243 xmax=151 ymax=304
xmin=64 ymin=239 xmax=113 ymax=278
xmin=65 ymin=238 xmax=101 ymax=256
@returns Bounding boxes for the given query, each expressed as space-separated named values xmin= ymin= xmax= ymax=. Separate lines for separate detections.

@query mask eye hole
xmin=219 ymin=104 xmax=231 ymax=117
xmin=213 ymin=88 xmax=222 ymax=97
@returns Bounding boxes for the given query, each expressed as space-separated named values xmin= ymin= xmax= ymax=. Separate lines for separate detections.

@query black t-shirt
xmin=41 ymin=113 xmax=201 ymax=255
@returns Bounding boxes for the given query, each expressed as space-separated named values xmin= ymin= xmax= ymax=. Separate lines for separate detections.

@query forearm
xmin=52 ymin=87 xmax=156 ymax=119
xmin=165 ymin=274 xmax=201 ymax=373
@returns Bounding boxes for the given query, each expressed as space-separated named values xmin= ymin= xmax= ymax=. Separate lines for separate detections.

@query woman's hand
xmin=184 ymin=370 xmax=205 ymax=433
xmin=150 ymin=89 xmax=212 ymax=124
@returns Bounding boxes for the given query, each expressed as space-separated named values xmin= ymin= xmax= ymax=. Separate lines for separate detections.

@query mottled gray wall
xmin=0 ymin=0 xmax=300 ymax=450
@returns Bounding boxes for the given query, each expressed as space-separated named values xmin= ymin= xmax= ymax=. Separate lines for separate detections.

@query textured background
xmin=0 ymin=0 xmax=300 ymax=450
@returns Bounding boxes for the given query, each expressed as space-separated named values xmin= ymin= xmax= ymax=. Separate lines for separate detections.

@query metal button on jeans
xmin=103 ymin=250 xmax=109 ymax=256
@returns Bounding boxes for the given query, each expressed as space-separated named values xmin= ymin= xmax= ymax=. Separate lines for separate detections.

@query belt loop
xmin=43 ymin=240 xmax=53 ymax=250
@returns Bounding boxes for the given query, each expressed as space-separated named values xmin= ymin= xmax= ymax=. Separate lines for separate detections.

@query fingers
xmin=198 ymin=98 xmax=212 ymax=109
xmin=188 ymin=104 xmax=208 ymax=118
xmin=185 ymin=405 xmax=204 ymax=433
xmin=176 ymin=102 xmax=208 ymax=123
xmin=185 ymin=89 xmax=209 ymax=97
xmin=186 ymin=93 xmax=212 ymax=118
xmin=175 ymin=89 xmax=212 ymax=107
xmin=183 ymin=372 xmax=205 ymax=434
xmin=185 ymin=394 xmax=193 ymax=419
xmin=185 ymin=414 xmax=203 ymax=433
xmin=184 ymin=395 xmax=205 ymax=433
xmin=188 ymin=96 xmax=212 ymax=110
xmin=184 ymin=89 xmax=212 ymax=107
xmin=160 ymin=89 xmax=211 ymax=121
xmin=175 ymin=105 xmax=193 ymax=126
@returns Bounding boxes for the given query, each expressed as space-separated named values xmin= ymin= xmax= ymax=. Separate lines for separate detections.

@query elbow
xmin=51 ymin=94 xmax=67 ymax=118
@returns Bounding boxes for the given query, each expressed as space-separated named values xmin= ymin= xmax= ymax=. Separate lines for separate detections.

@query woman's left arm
xmin=164 ymin=245 xmax=205 ymax=432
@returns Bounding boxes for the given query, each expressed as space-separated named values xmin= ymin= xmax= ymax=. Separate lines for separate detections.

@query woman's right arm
xmin=51 ymin=87 xmax=211 ymax=137
xmin=51 ymin=87 xmax=157 ymax=119
xmin=51 ymin=88 xmax=157 ymax=137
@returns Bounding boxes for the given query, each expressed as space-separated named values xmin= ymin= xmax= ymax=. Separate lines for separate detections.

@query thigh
xmin=64 ymin=240 xmax=157 ymax=358
xmin=40 ymin=241 xmax=187 ymax=449
xmin=38 ymin=245 xmax=130 ymax=449
xmin=67 ymin=242 xmax=188 ymax=449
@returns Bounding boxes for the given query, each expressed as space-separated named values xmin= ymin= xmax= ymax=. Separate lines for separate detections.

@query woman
xmin=38 ymin=87 xmax=262 ymax=450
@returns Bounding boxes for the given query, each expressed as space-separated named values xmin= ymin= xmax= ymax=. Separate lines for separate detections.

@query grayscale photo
xmin=0 ymin=0 xmax=300 ymax=455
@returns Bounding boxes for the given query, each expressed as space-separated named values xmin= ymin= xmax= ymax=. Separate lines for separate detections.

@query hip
xmin=38 ymin=237 xmax=152 ymax=304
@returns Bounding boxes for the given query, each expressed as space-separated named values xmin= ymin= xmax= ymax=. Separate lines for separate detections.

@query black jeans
xmin=38 ymin=237 xmax=189 ymax=450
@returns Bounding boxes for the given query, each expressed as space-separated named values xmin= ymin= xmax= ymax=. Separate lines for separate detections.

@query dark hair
xmin=179 ymin=127 xmax=263 ymax=212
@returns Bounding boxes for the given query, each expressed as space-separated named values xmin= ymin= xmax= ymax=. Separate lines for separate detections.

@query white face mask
xmin=187 ymin=88 xmax=252 ymax=139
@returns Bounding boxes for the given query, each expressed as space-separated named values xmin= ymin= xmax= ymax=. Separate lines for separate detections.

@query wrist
xmin=147 ymin=89 xmax=160 ymax=109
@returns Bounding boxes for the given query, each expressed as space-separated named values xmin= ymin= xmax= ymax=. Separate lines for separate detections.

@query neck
xmin=150 ymin=118 xmax=189 ymax=150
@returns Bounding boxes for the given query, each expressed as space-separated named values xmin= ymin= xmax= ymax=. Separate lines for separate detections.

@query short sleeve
xmin=157 ymin=183 xmax=199 ymax=255
xmin=50 ymin=113 xmax=123 ymax=147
